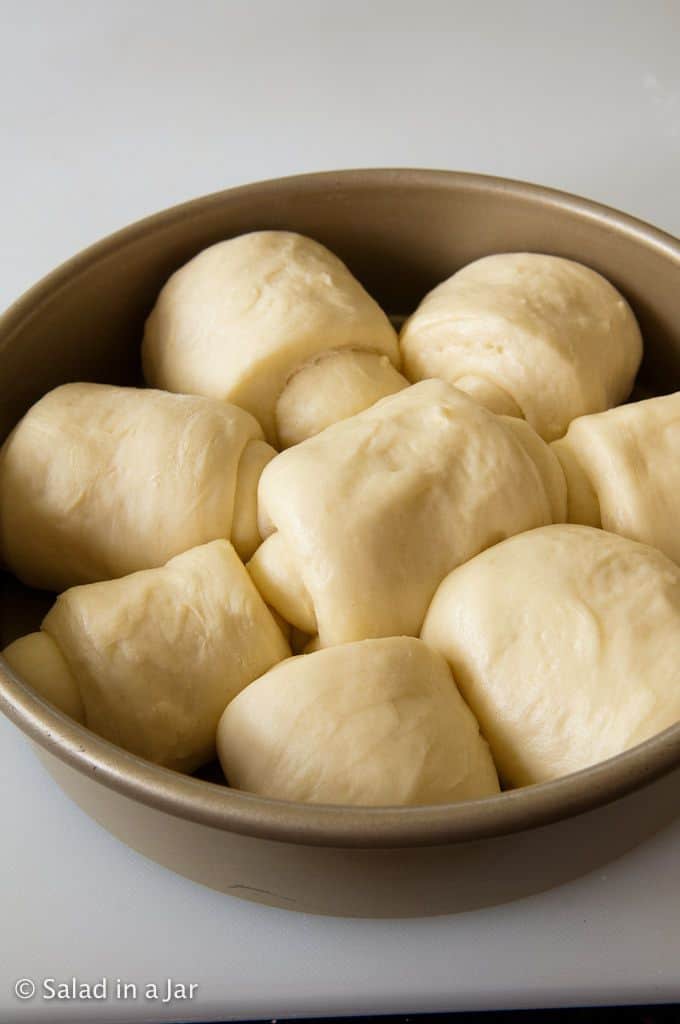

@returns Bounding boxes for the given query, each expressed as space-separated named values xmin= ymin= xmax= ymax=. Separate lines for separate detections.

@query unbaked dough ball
xmin=142 ymin=231 xmax=400 ymax=445
xmin=400 ymin=253 xmax=643 ymax=441
xmin=249 ymin=380 xmax=566 ymax=646
xmin=217 ymin=636 xmax=500 ymax=806
xmin=275 ymin=349 xmax=408 ymax=448
xmin=421 ymin=525 xmax=680 ymax=787
xmin=2 ymin=541 xmax=290 ymax=772
xmin=552 ymin=391 xmax=680 ymax=564
xmin=3 ymin=631 xmax=85 ymax=723
xmin=0 ymin=383 xmax=273 ymax=591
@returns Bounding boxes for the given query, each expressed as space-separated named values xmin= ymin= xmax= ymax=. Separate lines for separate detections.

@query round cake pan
xmin=1 ymin=169 xmax=679 ymax=917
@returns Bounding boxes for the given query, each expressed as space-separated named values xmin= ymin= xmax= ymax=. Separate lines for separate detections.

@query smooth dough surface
xmin=275 ymin=349 xmax=408 ymax=447
xmin=31 ymin=540 xmax=291 ymax=772
xmin=230 ymin=439 xmax=277 ymax=561
xmin=254 ymin=380 xmax=566 ymax=646
xmin=142 ymin=231 xmax=400 ymax=444
xmin=400 ymin=253 xmax=643 ymax=441
xmin=217 ymin=636 xmax=500 ymax=806
xmin=552 ymin=391 xmax=680 ymax=565
xmin=2 ymin=631 xmax=85 ymax=723
xmin=421 ymin=525 xmax=680 ymax=787
xmin=0 ymin=383 xmax=269 ymax=590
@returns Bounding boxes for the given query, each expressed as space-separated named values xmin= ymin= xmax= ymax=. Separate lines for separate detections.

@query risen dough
xmin=400 ymin=253 xmax=642 ymax=441
xmin=142 ymin=231 xmax=400 ymax=444
xmin=275 ymin=349 xmax=408 ymax=448
xmin=0 ymin=383 xmax=270 ymax=590
xmin=421 ymin=525 xmax=680 ymax=787
xmin=3 ymin=631 xmax=85 ymax=723
xmin=552 ymin=391 xmax=680 ymax=564
xmin=251 ymin=380 xmax=566 ymax=646
xmin=230 ymin=440 xmax=277 ymax=560
xmin=3 ymin=541 xmax=290 ymax=772
xmin=217 ymin=636 xmax=500 ymax=806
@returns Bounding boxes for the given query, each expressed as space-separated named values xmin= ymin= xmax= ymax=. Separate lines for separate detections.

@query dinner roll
xmin=2 ymin=541 xmax=290 ymax=772
xmin=217 ymin=637 xmax=500 ymax=806
xmin=421 ymin=525 xmax=680 ymax=787
xmin=142 ymin=231 xmax=400 ymax=445
xmin=400 ymin=253 xmax=642 ymax=441
xmin=552 ymin=391 xmax=680 ymax=564
xmin=250 ymin=380 xmax=566 ymax=647
xmin=0 ymin=383 xmax=272 ymax=591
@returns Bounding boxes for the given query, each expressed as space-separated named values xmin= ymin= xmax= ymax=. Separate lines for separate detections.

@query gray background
xmin=1 ymin=1 xmax=679 ymax=1021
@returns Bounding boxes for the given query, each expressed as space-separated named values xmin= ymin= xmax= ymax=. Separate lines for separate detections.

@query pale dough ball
xmin=3 ymin=631 xmax=85 ymax=723
xmin=248 ymin=532 xmax=318 ymax=634
xmin=498 ymin=415 xmax=568 ymax=524
xmin=275 ymin=349 xmax=408 ymax=448
xmin=552 ymin=391 xmax=680 ymax=565
xmin=217 ymin=636 xmax=500 ymax=806
xmin=400 ymin=253 xmax=643 ymax=441
xmin=451 ymin=375 xmax=523 ymax=418
xmin=0 ymin=383 xmax=272 ymax=591
xmin=421 ymin=525 xmax=680 ymax=787
xmin=142 ymin=231 xmax=400 ymax=444
xmin=4 ymin=540 xmax=290 ymax=772
xmin=250 ymin=380 xmax=566 ymax=647
xmin=230 ymin=440 xmax=277 ymax=560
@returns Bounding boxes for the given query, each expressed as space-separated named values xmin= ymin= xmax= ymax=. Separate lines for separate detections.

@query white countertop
xmin=1 ymin=2 xmax=679 ymax=1021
